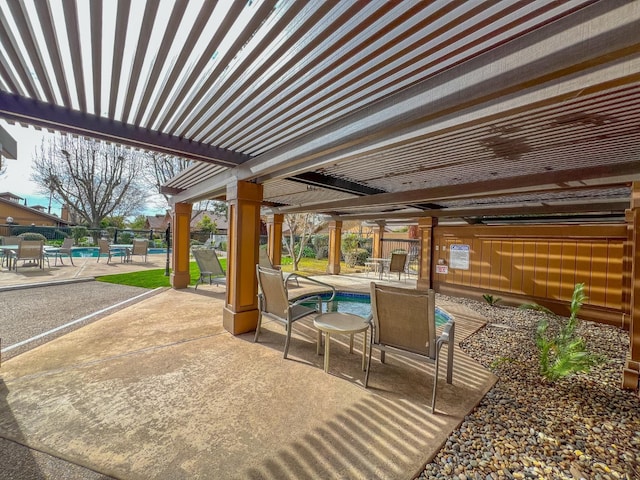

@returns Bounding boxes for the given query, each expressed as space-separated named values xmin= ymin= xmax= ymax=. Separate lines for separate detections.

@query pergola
xmin=1 ymin=1 xmax=639 ymax=387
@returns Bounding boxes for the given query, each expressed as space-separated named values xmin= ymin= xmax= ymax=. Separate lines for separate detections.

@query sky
xmin=0 ymin=120 xmax=55 ymax=211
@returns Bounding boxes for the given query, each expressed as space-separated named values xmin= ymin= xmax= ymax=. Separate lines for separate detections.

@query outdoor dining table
xmin=365 ymin=257 xmax=391 ymax=280
xmin=0 ymin=245 xmax=18 ymax=270
xmin=109 ymin=244 xmax=134 ymax=263
xmin=43 ymin=246 xmax=66 ymax=266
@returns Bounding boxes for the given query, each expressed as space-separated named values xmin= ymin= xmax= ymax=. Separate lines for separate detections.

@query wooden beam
xmin=279 ymin=162 xmax=640 ymax=213
xmin=0 ymin=92 xmax=250 ymax=167
xmin=330 ymin=200 xmax=629 ymax=221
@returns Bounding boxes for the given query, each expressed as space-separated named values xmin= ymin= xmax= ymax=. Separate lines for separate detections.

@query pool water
xmin=304 ymin=292 xmax=452 ymax=326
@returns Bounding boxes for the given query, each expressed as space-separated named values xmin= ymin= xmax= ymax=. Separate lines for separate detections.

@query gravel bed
xmin=419 ymin=295 xmax=640 ymax=480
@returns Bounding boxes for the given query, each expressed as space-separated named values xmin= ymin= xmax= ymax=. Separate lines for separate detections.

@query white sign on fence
xmin=449 ymin=244 xmax=470 ymax=270
xmin=436 ymin=264 xmax=448 ymax=274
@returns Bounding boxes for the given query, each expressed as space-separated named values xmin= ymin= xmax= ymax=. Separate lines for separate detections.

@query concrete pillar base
xmin=171 ymin=271 xmax=190 ymax=289
xmin=223 ymin=307 xmax=259 ymax=335
xmin=327 ymin=264 xmax=341 ymax=275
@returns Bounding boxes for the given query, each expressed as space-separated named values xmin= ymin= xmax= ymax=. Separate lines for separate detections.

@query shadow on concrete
xmin=0 ymin=378 xmax=45 ymax=479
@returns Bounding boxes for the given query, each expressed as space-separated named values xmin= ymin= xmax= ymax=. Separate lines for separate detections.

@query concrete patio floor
xmin=0 ymin=257 xmax=497 ymax=479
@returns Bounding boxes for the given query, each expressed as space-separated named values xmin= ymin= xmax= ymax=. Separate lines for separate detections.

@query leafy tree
xmin=31 ymin=134 xmax=147 ymax=227
xmin=101 ymin=216 xmax=126 ymax=229
xmin=127 ymin=215 xmax=148 ymax=230
xmin=196 ymin=214 xmax=217 ymax=233
xmin=283 ymin=213 xmax=325 ymax=271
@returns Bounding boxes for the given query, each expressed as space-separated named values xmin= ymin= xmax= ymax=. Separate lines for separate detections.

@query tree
xmin=141 ymin=151 xmax=191 ymax=207
xmin=196 ymin=214 xmax=217 ymax=234
xmin=283 ymin=213 xmax=325 ymax=271
xmin=127 ymin=215 xmax=148 ymax=230
xmin=31 ymin=134 xmax=147 ymax=227
xmin=101 ymin=216 xmax=126 ymax=229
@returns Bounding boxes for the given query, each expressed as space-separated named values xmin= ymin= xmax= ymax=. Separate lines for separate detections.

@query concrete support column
xmin=170 ymin=202 xmax=193 ymax=289
xmin=266 ymin=214 xmax=284 ymax=267
xmin=327 ymin=220 xmax=342 ymax=275
xmin=417 ymin=217 xmax=437 ymax=291
xmin=624 ymin=183 xmax=640 ymax=391
xmin=223 ymin=181 xmax=263 ymax=335
xmin=372 ymin=222 xmax=384 ymax=259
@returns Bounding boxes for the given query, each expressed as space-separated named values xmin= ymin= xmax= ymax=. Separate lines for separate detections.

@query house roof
xmin=0 ymin=195 xmax=70 ymax=225
xmin=145 ymin=213 xmax=170 ymax=231
xmin=0 ymin=1 xmax=638 ymax=223
xmin=191 ymin=211 xmax=228 ymax=231
xmin=0 ymin=192 xmax=23 ymax=202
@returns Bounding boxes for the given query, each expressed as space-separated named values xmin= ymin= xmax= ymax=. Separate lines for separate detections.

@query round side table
xmin=313 ymin=312 xmax=370 ymax=373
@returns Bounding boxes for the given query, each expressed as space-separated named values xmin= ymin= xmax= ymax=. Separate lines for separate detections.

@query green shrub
xmin=71 ymin=226 xmax=88 ymax=242
xmin=482 ymin=294 xmax=502 ymax=306
xmin=525 ymin=283 xmax=602 ymax=382
xmin=341 ymin=233 xmax=360 ymax=254
xmin=311 ymin=234 xmax=329 ymax=259
xmin=118 ymin=232 xmax=134 ymax=244
xmin=18 ymin=232 xmax=47 ymax=241
xmin=298 ymin=245 xmax=316 ymax=258
xmin=343 ymin=248 xmax=369 ymax=267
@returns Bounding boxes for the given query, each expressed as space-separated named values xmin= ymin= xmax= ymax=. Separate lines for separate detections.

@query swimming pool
xmin=304 ymin=291 xmax=452 ymax=327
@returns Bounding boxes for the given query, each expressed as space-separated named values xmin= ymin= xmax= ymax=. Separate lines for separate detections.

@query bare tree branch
xmin=31 ymin=134 xmax=147 ymax=227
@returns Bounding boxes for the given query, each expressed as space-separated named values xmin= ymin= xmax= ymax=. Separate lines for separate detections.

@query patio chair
xmin=130 ymin=239 xmax=149 ymax=263
xmin=254 ymin=265 xmax=322 ymax=359
xmin=10 ymin=240 xmax=45 ymax=272
xmin=365 ymin=282 xmax=455 ymax=414
xmin=387 ymin=251 xmax=408 ymax=281
xmin=97 ymin=239 xmax=113 ymax=263
xmin=259 ymin=247 xmax=299 ymax=286
xmin=192 ymin=248 xmax=226 ymax=289
xmin=2 ymin=236 xmax=21 ymax=245
xmin=259 ymin=247 xmax=280 ymax=270
xmin=57 ymin=237 xmax=75 ymax=266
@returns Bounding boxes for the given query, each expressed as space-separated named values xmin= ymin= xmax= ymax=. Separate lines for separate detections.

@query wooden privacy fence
xmin=432 ymin=224 xmax=628 ymax=326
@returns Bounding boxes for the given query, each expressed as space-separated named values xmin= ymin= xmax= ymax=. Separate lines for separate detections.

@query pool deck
xmin=0 ymin=256 xmax=497 ymax=479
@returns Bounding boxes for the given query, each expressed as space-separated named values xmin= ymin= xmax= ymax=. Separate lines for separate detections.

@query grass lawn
xmin=97 ymin=260 xmax=226 ymax=288
xmin=96 ymin=257 xmax=364 ymax=288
